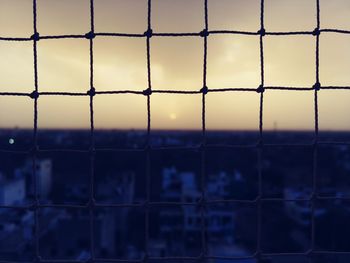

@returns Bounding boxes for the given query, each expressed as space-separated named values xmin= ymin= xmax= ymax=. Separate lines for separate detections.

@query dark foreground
xmin=0 ymin=129 xmax=349 ymax=263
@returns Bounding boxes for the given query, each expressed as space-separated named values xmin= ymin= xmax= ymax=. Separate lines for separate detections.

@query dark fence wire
xmin=0 ymin=0 xmax=350 ymax=262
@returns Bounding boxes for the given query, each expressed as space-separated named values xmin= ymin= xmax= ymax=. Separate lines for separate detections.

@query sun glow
xmin=169 ymin=113 xmax=177 ymax=120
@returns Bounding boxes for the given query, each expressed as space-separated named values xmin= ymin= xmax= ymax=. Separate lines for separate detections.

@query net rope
xmin=0 ymin=0 xmax=349 ymax=262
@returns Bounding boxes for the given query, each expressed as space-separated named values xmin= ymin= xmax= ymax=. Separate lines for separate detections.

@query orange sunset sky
xmin=1 ymin=0 xmax=350 ymax=131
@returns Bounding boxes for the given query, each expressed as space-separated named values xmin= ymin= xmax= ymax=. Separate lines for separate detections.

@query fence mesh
xmin=1 ymin=0 xmax=350 ymax=262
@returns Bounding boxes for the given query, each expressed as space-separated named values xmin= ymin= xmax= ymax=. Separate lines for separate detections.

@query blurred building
xmin=159 ymin=167 xmax=236 ymax=256
xmin=0 ymin=210 xmax=34 ymax=261
xmin=0 ymin=172 xmax=25 ymax=206
xmin=97 ymin=172 xmax=136 ymax=257
xmin=17 ymin=159 xmax=52 ymax=200
xmin=40 ymin=172 xmax=138 ymax=259
xmin=284 ymin=188 xmax=326 ymax=226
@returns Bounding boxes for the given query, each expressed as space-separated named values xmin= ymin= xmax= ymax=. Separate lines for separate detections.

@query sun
xmin=169 ymin=113 xmax=177 ymax=120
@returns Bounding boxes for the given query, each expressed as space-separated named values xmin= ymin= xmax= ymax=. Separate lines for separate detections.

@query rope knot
xmin=89 ymin=145 xmax=96 ymax=154
xmin=258 ymin=28 xmax=266 ymax=36
xmin=29 ymin=199 xmax=40 ymax=211
xmin=197 ymin=196 xmax=206 ymax=207
xmin=256 ymin=85 xmax=265 ymax=93
xmin=199 ymin=29 xmax=209 ymax=37
xmin=256 ymin=139 xmax=264 ymax=149
xmin=33 ymin=255 xmax=42 ymax=263
xmin=142 ymin=254 xmax=149 ymax=263
xmin=143 ymin=88 xmax=152 ymax=96
xmin=31 ymin=32 xmax=40 ymax=41
xmin=313 ymin=82 xmax=321 ymax=91
xmin=306 ymin=249 xmax=314 ymax=257
xmin=200 ymin=86 xmax=208 ymax=95
xmin=30 ymin=146 xmax=39 ymax=156
xmin=87 ymin=198 xmax=96 ymax=209
xmin=87 ymin=87 xmax=96 ymax=97
xmin=30 ymin=90 xmax=39 ymax=99
xmin=197 ymin=252 xmax=206 ymax=262
xmin=144 ymin=29 xmax=153 ymax=38
xmin=142 ymin=200 xmax=150 ymax=209
xmin=85 ymin=31 xmax=95 ymax=39
xmin=312 ymin=28 xmax=320 ymax=36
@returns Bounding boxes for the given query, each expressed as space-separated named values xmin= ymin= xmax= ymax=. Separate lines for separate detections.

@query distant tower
xmin=36 ymin=159 xmax=53 ymax=199
xmin=21 ymin=159 xmax=53 ymax=200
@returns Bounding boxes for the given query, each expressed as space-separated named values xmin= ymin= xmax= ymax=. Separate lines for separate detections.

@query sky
xmin=0 ymin=0 xmax=350 ymax=131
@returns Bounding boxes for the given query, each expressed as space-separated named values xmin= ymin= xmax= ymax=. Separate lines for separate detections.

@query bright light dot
xmin=9 ymin=138 xmax=15 ymax=145
xmin=169 ymin=113 xmax=177 ymax=120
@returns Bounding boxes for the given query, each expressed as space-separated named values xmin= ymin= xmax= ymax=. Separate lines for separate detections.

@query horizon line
xmin=0 ymin=127 xmax=350 ymax=133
